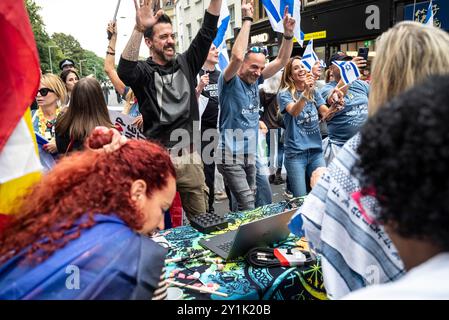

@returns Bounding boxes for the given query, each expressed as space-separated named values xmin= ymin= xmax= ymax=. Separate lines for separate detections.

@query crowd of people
xmin=1 ymin=0 xmax=448 ymax=300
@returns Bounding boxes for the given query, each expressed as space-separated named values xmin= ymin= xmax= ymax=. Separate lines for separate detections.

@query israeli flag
xmin=424 ymin=0 xmax=434 ymax=26
xmin=332 ymin=61 xmax=361 ymax=85
xmin=213 ymin=0 xmax=231 ymax=71
xmin=301 ymin=39 xmax=318 ymax=71
xmin=262 ymin=0 xmax=304 ymax=47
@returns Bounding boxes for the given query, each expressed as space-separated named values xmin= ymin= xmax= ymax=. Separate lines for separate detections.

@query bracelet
xmin=283 ymin=34 xmax=294 ymax=40
xmin=242 ymin=16 xmax=253 ymax=22
xmin=299 ymin=93 xmax=310 ymax=102
xmin=106 ymin=51 xmax=115 ymax=56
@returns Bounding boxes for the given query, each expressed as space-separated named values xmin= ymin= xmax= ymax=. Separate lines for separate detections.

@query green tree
xmin=25 ymin=0 xmax=106 ymax=81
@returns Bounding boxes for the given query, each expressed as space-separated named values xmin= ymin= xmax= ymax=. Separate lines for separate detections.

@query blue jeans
xmin=255 ymin=150 xmax=273 ymax=207
xmin=266 ymin=128 xmax=284 ymax=170
xmin=217 ymin=154 xmax=256 ymax=211
xmin=284 ymin=149 xmax=325 ymax=197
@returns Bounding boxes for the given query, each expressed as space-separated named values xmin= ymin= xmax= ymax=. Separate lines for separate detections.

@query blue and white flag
xmin=332 ymin=61 xmax=361 ymax=85
xmin=262 ymin=0 xmax=304 ymax=47
xmin=213 ymin=0 xmax=231 ymax=71
xmin=301 ymin=39 xmax=318 ymax=71
xmin=424 ymin=0 xmax=434 ymax=26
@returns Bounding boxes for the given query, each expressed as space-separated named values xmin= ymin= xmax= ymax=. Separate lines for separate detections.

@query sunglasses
xmin=247 ymin=46 xmax=268 ymax=56
xmin=37 ymin=88 xmax=55 ymax=97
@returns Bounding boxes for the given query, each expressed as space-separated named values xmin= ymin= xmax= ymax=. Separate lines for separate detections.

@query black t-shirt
xmin=199 ymin=68 xmax=220 ymax=128
xmin=117 ymin=11 xmax=219 ymax=148
xmin=260 ymin=89 xmax=282 ymax=129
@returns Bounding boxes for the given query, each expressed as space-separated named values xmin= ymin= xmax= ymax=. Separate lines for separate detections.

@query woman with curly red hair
xmin=0 ymin=128 xmax=176 ymax=299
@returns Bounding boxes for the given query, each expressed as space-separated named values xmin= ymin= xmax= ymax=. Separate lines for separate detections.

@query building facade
xmin=170 ymin=1 xmax=447 ymax=66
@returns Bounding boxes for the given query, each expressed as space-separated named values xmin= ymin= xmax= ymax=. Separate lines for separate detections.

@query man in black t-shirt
xmin=117 ymin=0 xmax=222 ymax=220
xmin=195 ymin=44 xmax=221 ymax=213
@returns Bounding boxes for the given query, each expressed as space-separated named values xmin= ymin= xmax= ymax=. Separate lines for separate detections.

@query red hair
xmin=0 ymin=130 xmax=176 ymax=263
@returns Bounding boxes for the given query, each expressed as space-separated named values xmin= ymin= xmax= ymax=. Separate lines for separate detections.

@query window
xmin=186 ymin=23 xmax=192 ymax=44
xmin=229 ymin=4 xmax=235 ymax=38
xmin=197 ymin=18 xmax=202 ymax=30
xmin=303 ymin=0 xmax=332 ymax=7
xmin=185 ymin=0 xmax=190 ymax=8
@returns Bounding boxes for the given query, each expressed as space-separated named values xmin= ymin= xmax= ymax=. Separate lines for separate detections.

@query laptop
xmin=199 ymin=209 xmax=296 ymax=261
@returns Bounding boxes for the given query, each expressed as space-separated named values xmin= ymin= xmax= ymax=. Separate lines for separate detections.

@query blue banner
xmin=404 ymin=0 xmax=449 ymax=30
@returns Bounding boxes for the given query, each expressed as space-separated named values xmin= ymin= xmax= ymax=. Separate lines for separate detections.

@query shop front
xmin=300 ymin=0 xmax=392 ymax=66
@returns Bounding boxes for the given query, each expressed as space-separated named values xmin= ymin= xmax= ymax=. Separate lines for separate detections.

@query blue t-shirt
xmin=278 ymin=89 xmax=326 ymax=155
xmin=320 ymin=80 xmax=369 ymax=146
xmin=218 ymin=74 xmax=263 ymax=155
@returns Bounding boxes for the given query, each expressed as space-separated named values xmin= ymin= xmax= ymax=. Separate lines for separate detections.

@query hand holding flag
xmin=242 ymin=0 xmax=255 ymax=19
xmin=262 ymin=0 xmax=304 ymax=46
xmin=332 ymin=60 xmax=361 ymax=86
xmin=301 ymin=39 xmax=319 ymax=72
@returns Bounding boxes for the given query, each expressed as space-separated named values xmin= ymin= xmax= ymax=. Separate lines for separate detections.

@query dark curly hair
xmin=354 ymin=75 xmax=449 ymax=250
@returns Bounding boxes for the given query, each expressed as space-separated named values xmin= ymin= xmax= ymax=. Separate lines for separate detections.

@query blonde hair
xmin=41 ymin=73 xmax=68 ymax=107
xmin=280 ymin=56 xmax=315 ymax=101
xmin=369 ymin=21 xmax=449 ymax=116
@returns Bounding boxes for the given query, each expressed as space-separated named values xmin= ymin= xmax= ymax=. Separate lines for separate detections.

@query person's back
xmin=344 ymin=75 xmax=449 ymax=299
xmin=0 ymin=128 xmax=177 ymax=300
xmin=0 ymin=214 xmax=165 ymax=299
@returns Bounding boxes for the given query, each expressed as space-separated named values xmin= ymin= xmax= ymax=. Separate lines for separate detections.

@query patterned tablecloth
xmin=159 ymin=198 xmax=326 ymax=300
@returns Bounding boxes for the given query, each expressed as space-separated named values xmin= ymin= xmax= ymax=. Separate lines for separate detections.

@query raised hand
xmin=200 ymin=73 xmax=210 ymax=87
xmin=304 ymin=73 xmax=316 ymax=95
xmin=241 ymin=0 xmax=254 ymax=19
xmin=134 ymin=0 xmax=164 ymax=32
xmin=352 ymin=56 xmax=367 ymax=69
xmin=107 ymin=21 xmax=117 ymax=40
xmin=282 ymin=6 xmax=296 ymax=37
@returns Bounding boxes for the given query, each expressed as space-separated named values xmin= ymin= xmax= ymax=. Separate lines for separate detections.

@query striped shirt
xmin=297 ymin=133 xmax=405 ymax=299
xmin=152 ymin=267 xmax=168 ymax=300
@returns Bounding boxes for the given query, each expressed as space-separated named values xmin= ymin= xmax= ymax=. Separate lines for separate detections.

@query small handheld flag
xmin=213 ymin=0 xmax=231 ymax=71
xmin=262 ymin=0 xmax=304 ymax=47
xmin=332 ymin=61 xmax=361 ymax=85
xmin=301 ymin=39 xmax=319 ymax=72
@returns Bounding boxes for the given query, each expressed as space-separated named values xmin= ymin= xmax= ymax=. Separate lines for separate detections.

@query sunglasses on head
xmin=37 ymin=88 xmax=55 ymax=97
xmin=247 ymin=46 xmax=268 ymax=56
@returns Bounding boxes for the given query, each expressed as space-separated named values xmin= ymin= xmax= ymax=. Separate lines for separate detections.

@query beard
xmin=152 ymin=45 xmax=176 ymax=63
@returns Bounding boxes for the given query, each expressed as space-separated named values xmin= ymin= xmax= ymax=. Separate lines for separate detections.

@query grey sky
xmin=34 ymin=0 xmax=149 ymax=63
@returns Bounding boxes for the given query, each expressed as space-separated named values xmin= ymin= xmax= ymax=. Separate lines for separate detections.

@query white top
xmin=342 ymin=253 xmax=449 ymax=300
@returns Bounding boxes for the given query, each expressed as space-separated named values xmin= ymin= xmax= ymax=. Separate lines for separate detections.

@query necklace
xmin=38 ymin=107 xmax=60 ymax=139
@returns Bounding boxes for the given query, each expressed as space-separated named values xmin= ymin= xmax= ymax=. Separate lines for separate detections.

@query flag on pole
xmin=262 ymin=0 xmax=304 ymax=47
xmin=332 ymin=61 xmax=361 ymax=85
xmin=424 ymin=0 xmax=434 ymax=26
xmin=0 ymin=0 xmax=42 ymax=224
xmin=213 ymin=0 xmax=231 ymax=71
xmin=301 ymin=39 xmax=319 ymax=72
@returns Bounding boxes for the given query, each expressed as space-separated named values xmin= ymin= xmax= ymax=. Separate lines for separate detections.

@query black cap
xmin=329 ymin=52 xmax=352 ymax=66
xmin=59 ymin=58 xmax=75 ymax=70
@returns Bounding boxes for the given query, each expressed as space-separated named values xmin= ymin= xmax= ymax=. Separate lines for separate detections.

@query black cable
xmin=245 ymin=247 xmax=281 ymax=268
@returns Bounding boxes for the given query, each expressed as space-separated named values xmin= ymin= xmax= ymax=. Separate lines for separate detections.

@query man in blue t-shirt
xmin=320 ymin=52 xmax=369 ymax=164
xmin=216 ymin=2 xmax=295 ymax=211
